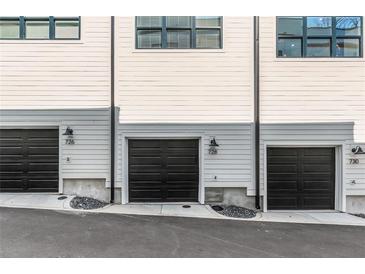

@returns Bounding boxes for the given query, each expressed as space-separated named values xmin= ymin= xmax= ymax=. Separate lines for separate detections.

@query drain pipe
xmin=110 ymin=16 xmax=115 ymax=203
xmin=254 ymin=16 xmax=261 ymax=210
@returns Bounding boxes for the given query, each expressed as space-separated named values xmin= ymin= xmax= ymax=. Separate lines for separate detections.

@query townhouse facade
xmin=0 ymin=16 xmax=364 ymax=213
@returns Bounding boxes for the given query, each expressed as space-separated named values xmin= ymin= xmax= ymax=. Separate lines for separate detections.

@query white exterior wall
xmin=259 ymin=16 xmax=365 ymax=142
xmin=0 ymin=17 xmax=112 ymax=188
xmin=116 ymin=16 xmax=253 ymax=123
xmin=0 ymin=17 xmax=111 ymax=109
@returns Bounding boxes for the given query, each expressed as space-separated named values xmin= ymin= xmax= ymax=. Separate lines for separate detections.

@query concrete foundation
xmin=63 ymin=179 xmax=110 ymax=202
xmin=205 ymin=187 xmax=256 ymax=210
xmin=346 ymin=196 xmax=365 ymax=214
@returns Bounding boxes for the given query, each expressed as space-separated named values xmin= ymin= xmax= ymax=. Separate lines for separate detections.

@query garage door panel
xmin=28 ymin=163 xmax=58 ymax=172
xmin=266 ymin=180 xmax=298 ymax=191
xmin=129 ymin=149 xmax=162 ymax=157
xmin=268 ymin=196 xmax=298 ymax=210
xmin=129 ymin=165 xmax=162 ymax=173
xmin=0 ymin=147 xmax=23 ymax=156
xmin=167 ymin=156 xmax=197 ymax=165
xmin=129 ymin=139 xmax=199 ymax=202
xmin=303 ymin=196 xmax=334 ymax=209
xmin=0 ymin=162 xmax=24 ymax=172
xmin=167 ymin=173 xmax=198 ymax=181
xmin=268 ymin=165 xmax=297 ymax=174
xmin=129 ymin=173 xmax=162 ymax=181
xmin=28 ymin=147 xmax=58 ymax=155
xmin=167 ymin=149 xmax=198 ymax=157
xmin=167 ymin=140 xmax=198 ymax=148
xmin=0 ymin=179 xmax=25 ymax=189
xmin=267 ymin=156 xmax=298 ymax=164
xmin=303 ymin=164 xmax=333 ymax=173
xmin=303 ymin=180 xmax=333 ymax=191
xmin=130 ymin=140 xmax=161 ymax=148
xmin=129 ymin=156 xmax=161 ymax=165
xmin=267 ymin=147 xmax=335 ymax=210
xmin=0 ymin=129 xmax=59 ymax=192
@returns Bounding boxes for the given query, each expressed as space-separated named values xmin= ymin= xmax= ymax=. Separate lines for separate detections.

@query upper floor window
xmin=277 ymin=16 xmax=363 ymax=58
xmin=135 ymin=16 xmax=222 ymax=49
xmin=0 ymin=16 xmax=80 ymax=40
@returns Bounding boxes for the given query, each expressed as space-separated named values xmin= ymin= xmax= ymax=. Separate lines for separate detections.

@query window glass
xmin=336 ymin=17 xmax=362 ymax=36
xmin=137 ymin=30 xmax=162 ymax=48
xmin=0 ymin=19 xmax=19 ymax=39
xmin=166 ymin=16 xmax=191 ymax=28
xmin=196 ymin=29 xmax=220 ymax=48
xmin=307 ymin=17 xmax=332 ymax=36
xmin=336 ymin=38 xmax=360 ymax=57
xmin=55 ymin=19 xmax=79 ymax=39
xmin=167 ymin=30 xmax=191 ymax=48
xmin=277 ymin=17 xmax=303 ymax=36
xmin=195 ymin=16 xmax=221 ymax=27
xmin=277 ymin=38 xmax=302 ymax=57
xmin=25 ymin=19 xmax=49 ymax=39
xmin=306 ymin=39 xmax=331 ymax=57
xmin=136 ymin=16 xmax=162 ymax=28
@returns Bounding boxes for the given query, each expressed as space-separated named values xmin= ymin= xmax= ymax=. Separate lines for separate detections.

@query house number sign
xmin=349 ymin=158 xmax=360 ymax=164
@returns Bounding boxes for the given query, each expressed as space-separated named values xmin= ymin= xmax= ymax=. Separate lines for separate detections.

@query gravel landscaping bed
xmin=352 ymin=213 xmax=365 ymax=219
xmin=70 ymin=196 xmax=108 ymax=210
xmin=211 ymin=205 xmax=256 ymax=219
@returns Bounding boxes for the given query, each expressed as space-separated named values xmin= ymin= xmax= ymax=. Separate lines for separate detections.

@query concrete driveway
xmin=1 ymin=207 xmax=364 ymax=258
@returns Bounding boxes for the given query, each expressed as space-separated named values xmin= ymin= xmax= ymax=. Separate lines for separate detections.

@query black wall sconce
xmin=352 ymin=146 xmax=365 ymax=154
xmin=209 ymin=137 xmax=219 ymax=155
xmin=63 ymin=126 xmax=75 ymax=145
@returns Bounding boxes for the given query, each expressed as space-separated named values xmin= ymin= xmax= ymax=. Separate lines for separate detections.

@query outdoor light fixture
xmin=62 ymin=126 xmax=73 ymax=136
xmin=352 ymin=146 xmax=365 ymax=154
xmin=63 ymin=126 xmax=75 ymax=145
xmin=209 ymin=137 xmax=219 ymax=155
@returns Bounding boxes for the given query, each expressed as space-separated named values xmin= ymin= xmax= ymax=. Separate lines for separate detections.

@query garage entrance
xmin=267 ymin=147 xmax=335 ymax=210
xmin=0 ymin=129 xmax=59 ymax=192
xmin=128 ymin=139 xmax=199 ymax=202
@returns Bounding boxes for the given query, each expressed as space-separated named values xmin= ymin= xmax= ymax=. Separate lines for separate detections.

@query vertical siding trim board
xmin=262 ymin=141 xmax=346 ymax=212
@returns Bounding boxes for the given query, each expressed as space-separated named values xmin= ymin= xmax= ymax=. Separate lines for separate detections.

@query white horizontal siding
xmin=0 ymin=17 xmax=111 ymax=109
xmin=116 ymin=123 xmax=253 ymax=189
xmin=0 ymin=109 xmax=110 ymax=183
xmin=116 ymin=16 xmax=253 ymax=123
xmin=260 ymin=16 xmax=365 ymax=143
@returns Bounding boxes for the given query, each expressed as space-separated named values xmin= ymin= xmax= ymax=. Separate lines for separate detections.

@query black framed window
xmin=0 ymin=16 xmax=80 ymax=40
xmin=277 ymin=16 xmax=363 ymax=58
xmin=136 ymin=16 xmax=223 ymax=49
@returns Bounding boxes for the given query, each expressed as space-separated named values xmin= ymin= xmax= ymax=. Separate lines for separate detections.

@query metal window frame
xmin=0 ymin=17 xmax=22 ymax=39
xmin=135 ymin=16 xmax=223 ymax=49
xmin=0 ymin=16 xmax=81 ymax=40
xmin=276 ymin=16 xmax=363 ymax=58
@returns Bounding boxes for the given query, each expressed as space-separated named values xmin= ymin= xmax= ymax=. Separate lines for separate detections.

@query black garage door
xmin=0 ymin=129 xmax=59 ymax=192
xmin=128 ymin=139 xmax=199 ymax=202
xmin=267 ymin=147 xmax=335 ymax=210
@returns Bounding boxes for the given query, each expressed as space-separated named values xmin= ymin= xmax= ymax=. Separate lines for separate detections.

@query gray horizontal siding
xmin=116 ymin=123 xmax=253 ymax=189
xmin=0 ymin=109 xmax=110 ymax=184
xmin=260 ymin=122 xmax=361 ymax=195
